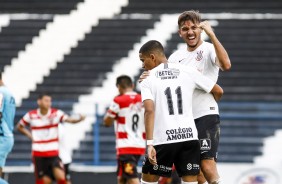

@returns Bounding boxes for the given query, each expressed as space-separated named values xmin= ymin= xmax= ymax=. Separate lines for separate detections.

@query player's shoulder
xmin=168 ymin=48 xmax=187 ymax=62
xmin=28 ymin=109 xmax=38 ymax=115
xmin=201 ymin=41 xmax=214 ymax=50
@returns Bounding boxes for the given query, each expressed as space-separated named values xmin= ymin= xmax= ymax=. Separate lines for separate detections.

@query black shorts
xmin=195 ymin=115 xmax=220 ymax=161
xmin=142 ymin=140 xmax=200 ymax=178
xmin=33 ymin=156 xmax=65 ymax=180
xmin=117 ymin=154 xmax=141 ymax=179
xmin=64 ymin=163 xmax=71 ymax=181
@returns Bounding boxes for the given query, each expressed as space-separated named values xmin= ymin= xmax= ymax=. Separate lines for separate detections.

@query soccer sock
xmin=57 ymin=179 xmax=67 ymax=184
xmin=181 ymin=181 xmax=198 ymax=184
xmin=35 ymin=179 xmax=44 ymax=184
xmin=210 ymin=178 xmax=221 ymax=184
xmin=0 ymin=178 xmax=8 ymax=184
xmin=140 ymin=179 xmax=158 ymax=184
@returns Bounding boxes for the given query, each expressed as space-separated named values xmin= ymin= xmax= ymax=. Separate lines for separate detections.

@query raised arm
xmin=200 ymin=20 xmax=231 ymax=71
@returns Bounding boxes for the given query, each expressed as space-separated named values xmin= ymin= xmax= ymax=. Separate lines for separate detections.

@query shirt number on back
xmin=164 ymin=86 xmax=183 ymax=115
xmin=132 ymin=114 xmax=139 ymax=132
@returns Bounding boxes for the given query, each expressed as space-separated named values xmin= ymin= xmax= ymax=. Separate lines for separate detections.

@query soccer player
xmin=17 ymin=93 xmax=85 ymax=184
xmin=0 ymin=73 xmax=16 ymax=184
xmin=140 ymin=10 xmax=231 ymax=184
xmin=139 ymin=40 xmax=223 ymax=184
xmin=169 ymin=10 xmax=231 ymax=184
xmin=103 ymin=75 xmax=146 ymax=184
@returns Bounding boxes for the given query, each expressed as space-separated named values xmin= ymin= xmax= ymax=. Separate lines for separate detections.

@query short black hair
xmin=38 ymin=93 xmax=51 ymax=100
xmin=139 ymin=40 xmax=165 ymax=56
xmin=116 ymin=75 xmax=133 ymax=89
xmin=178 ymin=10 xmax=201 ymax=28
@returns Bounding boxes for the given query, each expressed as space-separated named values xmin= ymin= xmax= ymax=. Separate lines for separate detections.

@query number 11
xmin=164 ymin=86 xmax=183 ymax=115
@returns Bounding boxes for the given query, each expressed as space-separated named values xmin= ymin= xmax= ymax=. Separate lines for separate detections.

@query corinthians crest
xmin=195 ymin=50 xmax=203 ymax=61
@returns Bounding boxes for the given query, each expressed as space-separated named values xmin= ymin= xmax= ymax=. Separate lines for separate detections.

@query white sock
xmin=203 ymin=182 xmax=208 ymax=184
xmin=181 ymin=181 xmax=198 ymax=184
xmin=140 ymin=179 xmax=158 ymax=184
xmin=210 ymin=178 xmax=222 ymax=184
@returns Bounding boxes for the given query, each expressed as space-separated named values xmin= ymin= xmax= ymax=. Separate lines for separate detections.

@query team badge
xmin=195 ymin=50 xmax=203 ymax=61
xmin=124 ymin=163 xmax=134 ymax=175
xmin=200 ymin=139 xmax=211 ymax=150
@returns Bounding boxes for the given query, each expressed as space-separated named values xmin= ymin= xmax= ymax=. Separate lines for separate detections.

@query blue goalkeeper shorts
xmin=0 ymin=136 xmax=14 ymax=167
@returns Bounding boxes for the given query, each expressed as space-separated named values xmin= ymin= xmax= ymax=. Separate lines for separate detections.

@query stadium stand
xmin=0 ymin=0 xmax=83 ymax=14
xmin=1 ymin=0 xmax=281 ymax=168
xmin=0 ymin=19 xmax=51 ymax=72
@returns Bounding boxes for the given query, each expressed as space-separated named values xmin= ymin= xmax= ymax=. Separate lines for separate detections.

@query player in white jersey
xmin=140 ymin=10 xmax=231 ymax=184
xmin=169 ymin=10 xmax=231 ymax=184
xmin=103 ymin=75 xmax=146 ymax=184
xmin=17 ymin=93 xmax=85 ymax=184
xmin=139 ymin=40 xmax=223 ymax=184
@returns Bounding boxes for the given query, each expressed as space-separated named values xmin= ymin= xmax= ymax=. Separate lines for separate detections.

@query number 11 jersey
xmin=140 ymin=63 xmax=215 ymax=146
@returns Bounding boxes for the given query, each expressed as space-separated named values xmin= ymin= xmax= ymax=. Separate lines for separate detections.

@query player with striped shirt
xmin=17 ymin=93 xmax=85 ymax=184
xmin=103 ymin=75 xmax=146 ymax=184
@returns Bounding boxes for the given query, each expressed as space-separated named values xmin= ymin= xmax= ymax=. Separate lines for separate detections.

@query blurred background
xmin=1 ymin=0 xmax=282 ymax=183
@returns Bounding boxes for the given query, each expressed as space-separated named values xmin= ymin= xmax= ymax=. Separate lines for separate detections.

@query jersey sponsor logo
xmin=155 ymin=68 xmax=180 ymax=80
xmin=195 ymin=50 xmax=203 ymax=61
xmin=166 ymin=127 xmax=194 ymax=141
xmin=200 ymin=139 xmax=211 ymax=151
xmin=153 ymin=164 xmax=159 ymax=170
xmin=158 ymin=165 xmax=172 ymax=173
xmin=186 ymin=163 xmax=199 ymax=171
xmin=210 ymin=107 xmax=215 ymax=110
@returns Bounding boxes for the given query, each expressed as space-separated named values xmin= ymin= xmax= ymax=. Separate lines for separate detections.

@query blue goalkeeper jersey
xmin=0 ymin=86 xmax=16 ymax=137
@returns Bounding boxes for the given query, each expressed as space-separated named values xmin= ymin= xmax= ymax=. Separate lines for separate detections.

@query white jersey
xmin=140 ymin=63 xmax=215 ymax=146
xmin=106 ymin=91 xmax=146 ymax=155
xmin=169 ymin=41 xmax=219 ymax=119
xmin=20 ymin=108 xmax=68 ymax=157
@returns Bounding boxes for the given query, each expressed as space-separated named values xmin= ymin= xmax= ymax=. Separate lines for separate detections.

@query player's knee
xmin=140 ymin=179 xmax=158 ymax=184
xmin=201 ymin=160 xmax=216 ymax=174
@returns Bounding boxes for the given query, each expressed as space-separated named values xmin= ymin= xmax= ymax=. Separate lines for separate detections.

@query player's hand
xmin=79 ymin=114 xmax=86 ymax=121
xmin=199 ymin=20 xmax=215 ymax=37
xmin=138 ymin=71 xmax=150 ymax=83
xmin=147 ymin=145 xmax=157 ymax=165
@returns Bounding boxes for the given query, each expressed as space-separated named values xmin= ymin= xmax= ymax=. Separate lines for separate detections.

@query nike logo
xmin=201 ymin=151 xmax=208 ymax=154
xmin=178 ymin=58 xmax=185 ymax=63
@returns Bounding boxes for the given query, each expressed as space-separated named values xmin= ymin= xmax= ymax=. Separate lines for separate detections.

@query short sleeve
xmin=20 ymin=113 xmax=31 ymax=126
xmin=57 ymin=110 xmax=69 ymax=122
xmin=208 ymin=43 xmax=217 ymax=64
xmin=140 ymin=78 xmax=154 ymax=102
xmin=106 ymin=100 xmax=120 ymax=118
